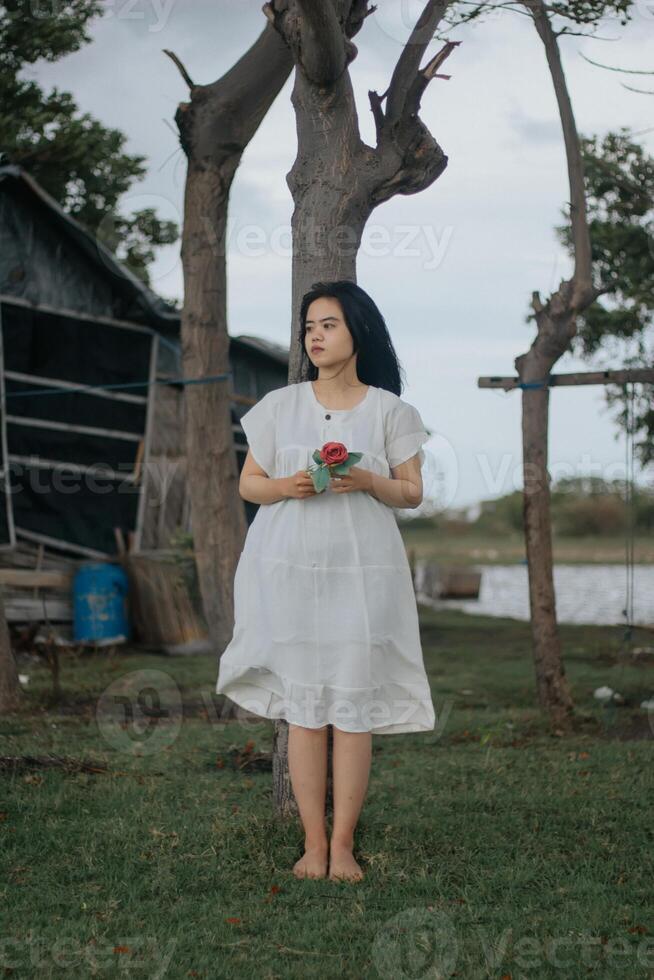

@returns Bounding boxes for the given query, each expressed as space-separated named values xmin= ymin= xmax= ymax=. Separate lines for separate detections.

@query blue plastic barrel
xmin=73 ymin=562 xmax=130 ymax=644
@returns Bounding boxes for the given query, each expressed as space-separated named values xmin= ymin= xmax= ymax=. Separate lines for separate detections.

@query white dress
xmin=215 ymin=381 xmax=436 ymax=735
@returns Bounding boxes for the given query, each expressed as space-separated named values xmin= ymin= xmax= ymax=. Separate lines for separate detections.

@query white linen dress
xmin=215 ymin=380 xmax=436 ymax=735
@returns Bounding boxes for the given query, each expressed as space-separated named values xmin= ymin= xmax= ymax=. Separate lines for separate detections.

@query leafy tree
xmin=0 ymin=0 xmax=178 ymax=286
xmin=555 ymin=130 xmax=654 ymax=465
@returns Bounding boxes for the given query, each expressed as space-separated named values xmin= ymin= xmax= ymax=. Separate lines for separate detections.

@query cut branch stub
xmin=385 ymin=3 xmax=458 ymax=126
xmin=368 ymin=41 xmax=461 ymax=142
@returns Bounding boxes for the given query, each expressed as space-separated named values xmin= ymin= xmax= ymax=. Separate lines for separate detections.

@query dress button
xmin=325 ymin=413 xmax=331 ymax=420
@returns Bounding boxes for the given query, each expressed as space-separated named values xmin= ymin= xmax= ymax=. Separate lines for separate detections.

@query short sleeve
xmin=239 ymin=390 xmax=277 ymax=477
xmin=384 ymin=398 xmax=429 ymax=469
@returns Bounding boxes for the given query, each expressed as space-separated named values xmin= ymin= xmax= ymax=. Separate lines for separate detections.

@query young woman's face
xmin=304 ymin=297 xmax=355 ymax=370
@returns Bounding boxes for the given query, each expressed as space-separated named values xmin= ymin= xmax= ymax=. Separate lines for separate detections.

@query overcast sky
xmin=27 ymin=0 xmax=653 ymax=508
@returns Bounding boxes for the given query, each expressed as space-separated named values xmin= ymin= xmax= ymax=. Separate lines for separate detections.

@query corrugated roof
xmin=232 ymin=333 xmax=289 ymax=365
xmin=0 ymin=165 xmax=291 ymax=367
xmin=0 ymin=163 xmax=179 ymax=335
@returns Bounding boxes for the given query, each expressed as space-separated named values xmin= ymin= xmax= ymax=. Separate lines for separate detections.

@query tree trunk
xmin=166 ymin=25 xmax=293 ymax=652
xmin=513 ymin=0 xmax=608 ymax=728
xmin=520 ymin=374 xmax=573 ymax=726
xmin=180 ymin=198 xmax=240 ymax=652
xmin=0 ymin=589 xmax=21 ymax=713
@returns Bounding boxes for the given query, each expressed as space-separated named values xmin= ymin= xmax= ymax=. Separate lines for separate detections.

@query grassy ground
xmin=2 ymin=608 xmax=653 ymax=979
xmin=398 ymin=525 xmax=654 ymax=565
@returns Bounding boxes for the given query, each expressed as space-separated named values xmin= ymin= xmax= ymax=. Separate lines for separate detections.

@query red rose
xmin=320 ymin=441 xmax=349 ymax=466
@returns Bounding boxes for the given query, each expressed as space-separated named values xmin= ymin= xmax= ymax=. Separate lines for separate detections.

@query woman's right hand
xmin=283 ymin=470 xmax=319 ymax=499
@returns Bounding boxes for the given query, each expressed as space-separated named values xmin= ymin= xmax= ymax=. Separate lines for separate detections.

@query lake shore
xmin=398 ymin=526 xmax=654 ymax=565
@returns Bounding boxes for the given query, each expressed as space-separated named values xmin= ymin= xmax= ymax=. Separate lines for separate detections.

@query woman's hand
xmin=283 ymin=470 xmax=319 ymax=499
xmin=329 ymin=465 xmax=373 ymax=495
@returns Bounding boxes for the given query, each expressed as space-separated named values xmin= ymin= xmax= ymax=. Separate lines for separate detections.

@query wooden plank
xmin=133 ymin=333 xmax=159 ymax=552
xmin=0 ymin=303 xmax=16 ymax=547
xmin=4 ymin=596 xmax=72 ymax=622
xmin=0 ymin=539 xmax=78 ymax=571
xmin=6 ymin=414 xmax=143 ymax=441
xmin=0 ymin=569 xmax=71 ymax=588
xmin=478 ymin=368 xmax=654 ymax=391
xmin=0 ymin=293 xmax=156 ymax=337
xmin=16 ymin=528 xmax=110 ymax=560
xmin=5 ymin=370 xmax=147 ymax=405
xmin=114 ymin=527 xmax=127 ymax=556
xmin=9 ymin=454 xmax=138 ymax=481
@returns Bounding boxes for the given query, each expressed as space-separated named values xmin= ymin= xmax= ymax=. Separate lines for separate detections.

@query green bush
xmin=470 ymin=478 xmax=654 ymax=537
xmin=553 ymin=495 xmax=626 ymax=536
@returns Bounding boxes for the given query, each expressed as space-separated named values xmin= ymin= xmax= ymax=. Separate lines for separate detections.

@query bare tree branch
xmin=441 ymin=0 xmax=532 ymax=28
xmin=163 ymin=49 xmax=195 ymax=91
xmin=345 ymin=0 xmax=377 ymax=36
xmin=555 ymin=25 xmax=620 ymax=38
xmin=523 ymin=0 xmax=596 ymax=312
xmin=368 ymin=87 xmax=385 ymax=143
xmin=385 ymin=0 xmax=452 ymax=125
xmin=579 ymin=54 xmax=654 ymax=75
xmin=622 ymin=83 xmax=654 ymax=95
xmin=578 ymin=50 xmax=654 ymax=94
xmin=404 ymin=40 xmax=460 ymax=117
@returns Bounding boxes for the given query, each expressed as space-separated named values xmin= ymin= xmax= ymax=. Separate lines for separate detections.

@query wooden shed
xmin=0 ymin=164 xmax=288 ymax=626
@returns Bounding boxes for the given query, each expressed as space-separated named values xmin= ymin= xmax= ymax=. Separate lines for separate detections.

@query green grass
xmin=2 ymin=608 xmax=653 ymax=979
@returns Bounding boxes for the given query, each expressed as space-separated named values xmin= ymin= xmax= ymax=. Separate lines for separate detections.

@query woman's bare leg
xmin=287 ymin=722 xmax=329 ymax=878
xmin=329 ymin=727 xmax=372 ymax=882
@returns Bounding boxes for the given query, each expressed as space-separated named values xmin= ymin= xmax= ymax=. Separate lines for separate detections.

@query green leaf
xmin=311 ymin=466 xmax=331 ymax=493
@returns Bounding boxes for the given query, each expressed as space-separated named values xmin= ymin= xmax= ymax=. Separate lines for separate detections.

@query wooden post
xmin=0 ymin=587 xmax=21 ymax=712
xmin=478 ymin=368 xmax=654 ymax=389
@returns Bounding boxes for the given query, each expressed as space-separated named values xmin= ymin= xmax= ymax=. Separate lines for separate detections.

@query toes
xmin=328 ymin=866 xmax=363 ymax=882
xmin=293 ymin=861 xmax=327 ymax=879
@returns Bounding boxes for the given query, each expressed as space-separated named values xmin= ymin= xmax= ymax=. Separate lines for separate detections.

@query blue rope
xmin=517 ymin=378 xmax=551 ymax=389
xmin=5 ymin=370 xmax=234 ymax=399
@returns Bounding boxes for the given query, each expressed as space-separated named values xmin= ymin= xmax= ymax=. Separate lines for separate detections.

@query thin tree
xmin=444 ymin=0 xmax=632 ymax=728
xmin=164 ymin=26 xmax=294 ymax=652
xmin=263 ymin=0 xmax=458 ymax=814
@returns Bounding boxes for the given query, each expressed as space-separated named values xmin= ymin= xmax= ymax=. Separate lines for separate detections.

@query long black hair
xmin=298 ymin=280 xmax=405 ymax=396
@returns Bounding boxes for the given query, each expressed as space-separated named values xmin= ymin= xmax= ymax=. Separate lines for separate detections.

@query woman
xmin=216 ymin=280 xmax=435 ymax=883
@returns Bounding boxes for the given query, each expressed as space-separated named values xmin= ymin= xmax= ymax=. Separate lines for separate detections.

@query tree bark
xmin=266 ymin=0 xmax=456 ymax=814
xmin=0 ymin=590 xmax=21 ymax=714
xmin=515 ymin=0 xmax=609 ymax=729
xmin=165 ymin=25 xmax=293 ymax=652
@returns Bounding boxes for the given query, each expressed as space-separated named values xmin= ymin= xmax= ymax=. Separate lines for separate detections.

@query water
xmin=416 ymin=562 xmax=654 ymax=626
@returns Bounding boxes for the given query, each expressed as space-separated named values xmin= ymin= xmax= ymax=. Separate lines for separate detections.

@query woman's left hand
xmin=330 ymin=466 xmax=373 ymax=495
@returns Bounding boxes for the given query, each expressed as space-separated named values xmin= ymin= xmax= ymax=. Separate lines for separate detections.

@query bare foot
xmin=328 ymin=841 xmax=364 ymax=882
xmin=293 ymin=841 xmax=328 ymax=879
